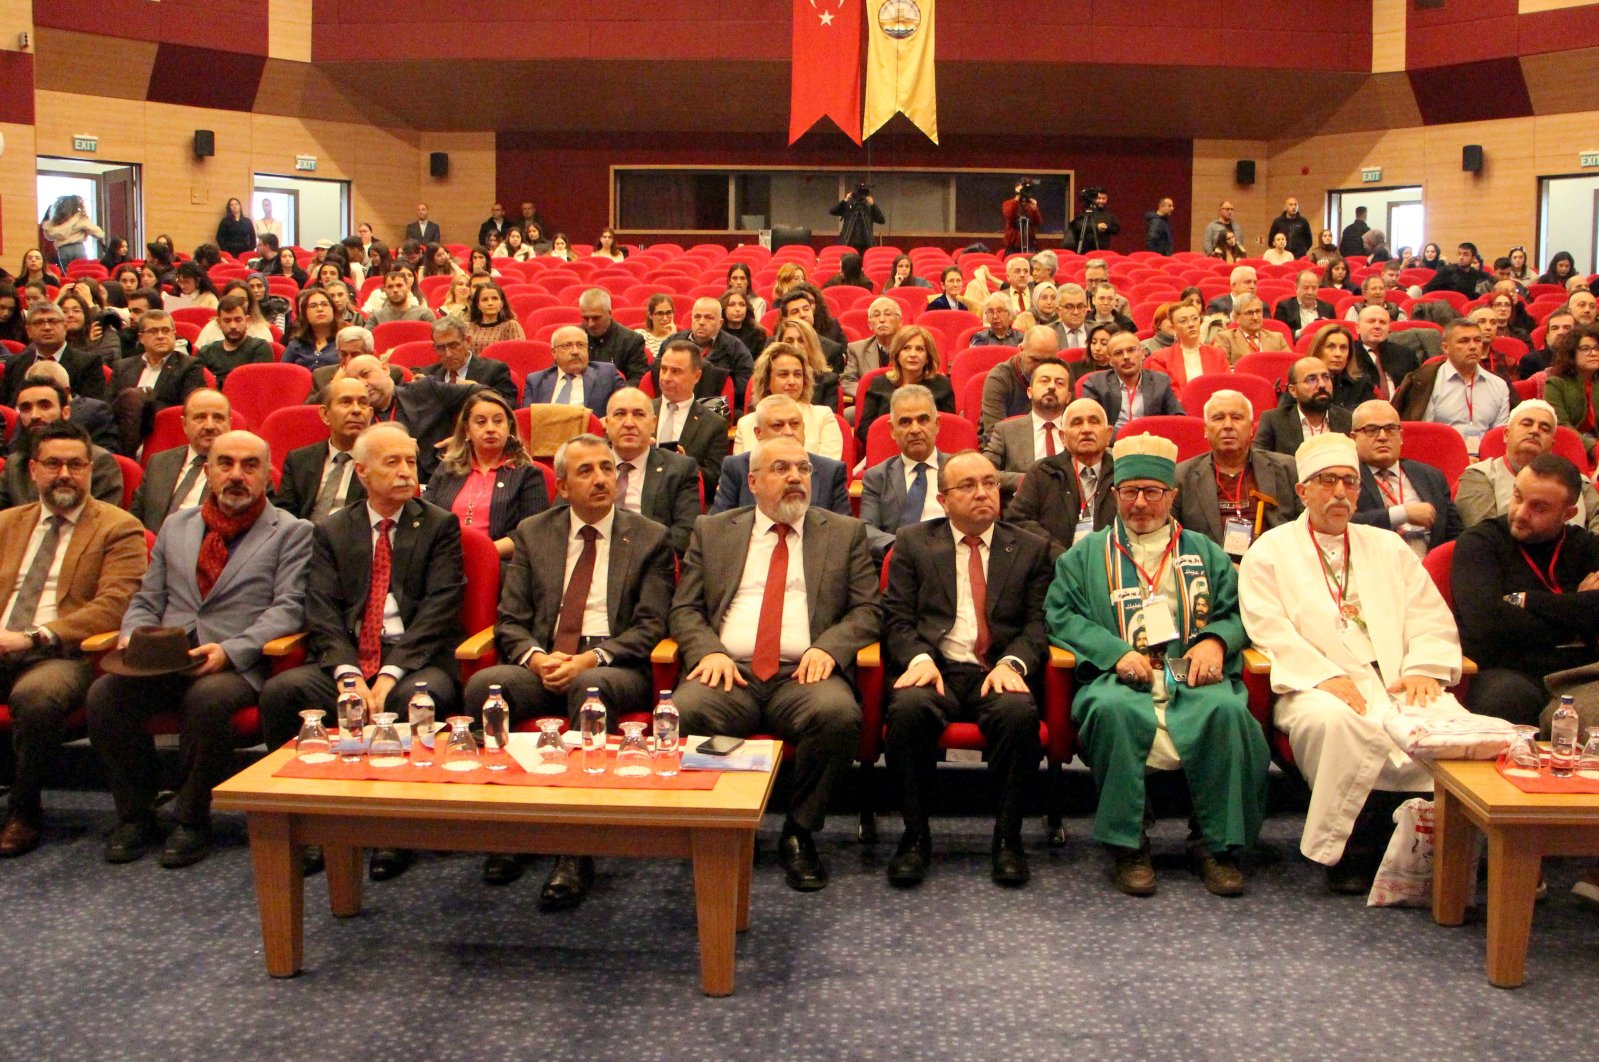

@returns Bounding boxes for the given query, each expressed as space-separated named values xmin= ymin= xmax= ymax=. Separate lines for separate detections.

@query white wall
xmin=1328 ymin=186 xmax=1425 ymax=256
xmin=1542 ymin=175 xmax=1599 ymax=276
xmin=255 ymin=173 xmax=348 ymax=249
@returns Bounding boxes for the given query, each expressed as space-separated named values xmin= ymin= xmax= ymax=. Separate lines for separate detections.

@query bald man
xmin=655 ymin=297 xmax=755 ymax=411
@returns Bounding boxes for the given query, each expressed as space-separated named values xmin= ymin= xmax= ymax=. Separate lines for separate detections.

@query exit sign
xmin=1581 ymin=152 xmax=1599 ymax=168
xmin=295 ymin=155 xmax=317 ymax=172
xmin=1361 ymin=167 xmax=1382 ymax=183
xmin=73 ymin=135 xmax=97 ymax=152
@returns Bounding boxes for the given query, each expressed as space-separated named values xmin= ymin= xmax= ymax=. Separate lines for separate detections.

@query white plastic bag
xmin=1367 ymin=797 xmax=1435 ymax=907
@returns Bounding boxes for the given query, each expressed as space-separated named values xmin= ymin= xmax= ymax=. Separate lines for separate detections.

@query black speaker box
xmin=1235 ymin=160 xmax=1256 ymax=185
xmin=429 ymin=152 xmax=449 ymax=178
xmin=1462 ymin=145 xmax=1483 ymax=173
xmin=770 ymin=226 xmax=811 ymax=251
xmin=194 ymin=129 xmax=215 ymax=157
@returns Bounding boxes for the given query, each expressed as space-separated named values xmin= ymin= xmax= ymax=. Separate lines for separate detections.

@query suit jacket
xmin=1351 ymin=339 xmax=1423 ymax=398
xmin=669 ymin=507 xmax=879 ymax=679
xmin=1214 ymin=327 xmax=1290 ymax=364
xmin=110 ymin=351 xmax=206 ymax=410
xmin=304 ymin=498 xmax=464 ymax=679
xmin=1173 ymin=450 xmax=1303 ymax=548
xmin=843 ymin=337 xmax=892 ymax=396
xmin=121 ymin=503 xmax=312 ymax=690
xmin=1272 ymin=297 xmax=1337 ymax=336
xmin=496 ymin=506 xmax=675 ymax=669
xmin=881 ymin=518 xmax=1052 ymax=679
xmin=1144 ymin=343 xmax=1230 ymax=389
xmin=1004 ymin=452 xmax=1115 ymax=556
xmin=860 ymin=451 xmax=950 ymax=560
xmin=406 ymin=220 xmax=441 ymax=244
xmin=587 ymin=322 xmax=649 ymax=386
xmin=0 ymin=444 xmax=122 ymax=510
xmin=1080 ymin=369 xmax=1186 ymax=425
xmin=853 ymin=373 xmax=956 ymax=451
xmin=710 ymin=450 xmax=850 ymax=516
xmin=1253 ymin=404 xmax=1354 ymax=456
xmin=419 ymin=355 xmax=517 ymax=406
xmin=274 ymin=441 xmax=367 ymax=520
xmin=630 ymin=445 xmax=701 ymax=556
xmin=376 ymin=376 xmax=485 ymax=479
xmin=981 ymin=414 xmax=1053 ymax=492
xmin=307 ymin=362 xmax=405 ymax=403
xmin=1353 ymin=459 xmax=1463 ymax=550
xmin=129 ymin=446 xmax=210 ymax=532
xmin=0 ymin=499 xmax=147 ymax=648
xmin=423 ymin=460 xmax=549 ymax=542
xmin=651 ymin=330 xmax=754 ymax=410
xmin=522 ymin=363 xmax=625 ymax=417
xmin=654 ymin=396 xmax=728 ymax=495
xmin=1 ymin=345 xmax=109 ymax=405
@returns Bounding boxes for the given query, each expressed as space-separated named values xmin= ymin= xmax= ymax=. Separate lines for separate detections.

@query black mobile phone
xmin=1167 ymin=656 xmax=1192 ymax=684
xmin=696 ymin=735 xmax=746 ymax=756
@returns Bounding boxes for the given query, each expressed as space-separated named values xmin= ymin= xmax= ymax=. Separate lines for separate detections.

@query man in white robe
xmin=1239 ymin=433 xmax=1465 ymax=893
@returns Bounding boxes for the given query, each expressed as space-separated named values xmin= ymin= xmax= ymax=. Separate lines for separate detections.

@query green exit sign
xmin=1581 ymin=152 xmax=1599 ymax=168
xmin=72 ymin=135 xmax=97 ymax=152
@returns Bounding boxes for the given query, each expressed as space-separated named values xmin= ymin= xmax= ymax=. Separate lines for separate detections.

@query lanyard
xmin=1374 ymin=469 xmax=1404 ymax=506
xmin=1459 ymin=371 xmax=1476 ymax=423
xmin=1519 ymin=528 xmax=1566 ymax=595
xmin=1113 ymin=521 xmax=1181 ymax=597
xmin=1074 ymin=460 xmax=1095 ymax=515
xmin=1583 ymin=379 xmax=1595 ymax=433
xmin=1121 ymin=374 xmax=1140 ymax=419
xmin=1214 ymin=462 xmax=1249 ymax=510
xmin=1309 ymin=523 xmax=1355 ymax=618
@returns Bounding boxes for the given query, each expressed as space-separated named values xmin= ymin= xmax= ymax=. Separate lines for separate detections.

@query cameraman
xmin=1070 ymin=186 xmax=1120 ymax=253
xmin=1003 ymin=181 xmax=1043 ymax=256
xmin=830 ymin=182 xmax=885 ymax=254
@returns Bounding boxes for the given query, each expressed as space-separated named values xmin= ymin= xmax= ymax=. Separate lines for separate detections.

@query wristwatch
xmin=24 ymin=626 xmax=45 ymax=650
xmin=997 ymin=656 xmax=1027 ymax=677
xmin=1505 ymin=592 xmax=1526 ymax=608
xmin=592 ymin=647 xmax=612 ymax=667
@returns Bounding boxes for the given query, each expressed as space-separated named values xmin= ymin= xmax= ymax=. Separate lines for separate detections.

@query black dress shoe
xmin=991 ymin=838 xmax=1030 ymax=887
xmin=539 ymin=856 xmax=594 ymax=911
xmin=778 ymin=826 xmax=828 ymax=892
xmin=1325 ymin=855 xmax=1375 ymax=896
xmin=301 ymin=845 xmax=325 ymax=877
xmin=105 ymin=818 xmax=161 ymax=865
xmin=368 ymin=848 xmax=415 ymax=882
xmin=158 ymin=823 xmax=213 ymax=869
xmin=483 ymin=854 xmax=528 ymax=886
xmin=886 ymin=829 xmax=932 ymax=887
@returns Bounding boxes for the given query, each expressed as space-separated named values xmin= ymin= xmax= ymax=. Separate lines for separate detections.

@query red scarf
xmin=196 ymin=493 xmax=267 ymax=598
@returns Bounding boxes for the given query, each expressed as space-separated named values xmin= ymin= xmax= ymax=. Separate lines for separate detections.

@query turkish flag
xmin=789 ymin=0 xmax=862 ymax=144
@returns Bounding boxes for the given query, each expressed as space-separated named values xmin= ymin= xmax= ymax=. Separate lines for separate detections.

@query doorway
xmin=1538 ymin=174 xmax=1599 ymax=277
xmin=1327 ymin=186 xmax=1425 ymax=258
xmin=36 ymin=156 xmax=142 ymax=263
xmin=253 ymin=174 xmax=350 ymax=250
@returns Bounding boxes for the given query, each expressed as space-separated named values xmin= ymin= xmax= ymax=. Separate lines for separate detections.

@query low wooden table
xmin=1425 ymin=758 xmax=1599 ymax=988
xmin=212 ymin=747 xmax=779 ymax=996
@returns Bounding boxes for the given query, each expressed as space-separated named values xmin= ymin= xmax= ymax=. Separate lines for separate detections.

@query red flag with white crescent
xmin=789 ymin=0 xmax=862 ymax=145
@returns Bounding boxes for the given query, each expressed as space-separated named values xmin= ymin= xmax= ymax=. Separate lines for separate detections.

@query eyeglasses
xmin=760 ymin=460 xmax=813 ymax=476
xmin=141 ymin=326 xmax=174 ymax=335
xmin=1352 ymin=424 xmax=1403 ymax=438
xmin=552 ymin=341 xmax=587 ymax=352
xmin=650 ymin=309 xmax=675 ymax=318
xmin=1114 ymin=486 xmax=1172 ymax=503
xmin=1576 ymin=343 xmax=1599 ymax=355
xmin=945 ymin=477 xmax=1000 ymax=495
xmin=36 ymin=458 xmax=91 ymax=473
xmin=1309 ymin=472 xmax=1361 ymax=490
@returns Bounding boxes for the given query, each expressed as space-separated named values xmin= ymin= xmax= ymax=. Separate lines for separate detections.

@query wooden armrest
xmin=1461 ymin=656 xmax=1477 ymax=676
xmin=1243 ymin=647 xmax=1271 ymax=674
xmin=849 ymin=479 xmax=863 ymax=499
xmin=857 ymin=643 xmax=880 ymax=668
xmin=457 ymin=625 xmax=496 ymax=661
xmin=80 ymin=630 xmax=118 ymax=654
xmin=651 ymin=638 xmax=679 ymax=665
xmin=1048 ymin=645 xmax=1076 ymax=669
xmin=263 ymin=631 xmax=307 ymax=657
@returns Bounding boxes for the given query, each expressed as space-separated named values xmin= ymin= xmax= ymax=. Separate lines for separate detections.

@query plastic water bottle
xmin=481 ymin=684 xmax=511 ymax=771
xmin=652 ymin=690 xmax=681 ymax=777
xmin=579 ymin=688 xmax=607 ymax=774
xmin=407 ymin=681 xmax=436 ymax=767
xmin=1550 ymin=695 xmax=1580 ymax=778
xmin=336 ymin=676 xmax=365 ymax=762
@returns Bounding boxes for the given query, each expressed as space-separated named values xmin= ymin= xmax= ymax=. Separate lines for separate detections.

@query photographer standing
xmin=831 ymin=183 xmax=885 ymax=254
xmin=1003 ymin=182 xmax=1043 ymax=256
xmin=1070 ymin=186 xmax=1120 ymax=254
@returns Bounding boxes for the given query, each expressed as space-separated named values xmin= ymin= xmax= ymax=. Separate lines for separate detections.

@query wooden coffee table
xmin=1425 ymin=758 xmax=1599 ymax=988
xmin=212 ymin=746 xmax=779 ymax=996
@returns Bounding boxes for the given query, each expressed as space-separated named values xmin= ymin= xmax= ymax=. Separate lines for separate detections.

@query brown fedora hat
xmin=100 ymin=626 xmax=205 ymax=678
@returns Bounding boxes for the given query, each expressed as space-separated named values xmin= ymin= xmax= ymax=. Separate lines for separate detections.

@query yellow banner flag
xmin=863 ymin=0 xmax=937 ymax=144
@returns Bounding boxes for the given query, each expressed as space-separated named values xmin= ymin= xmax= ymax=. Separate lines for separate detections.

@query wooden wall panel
xmin=0 ymin=121 xmax=38 ymax=261
xmin=269 ymin=0 xmax=312 ymax=63
xmin=418 ymin=133 xmax=496 ymax=251
xmin=1190 ymin=140 xmax=1270 ymax=254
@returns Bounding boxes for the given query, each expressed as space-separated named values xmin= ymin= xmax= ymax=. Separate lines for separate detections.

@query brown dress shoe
xmin=1112 ymin=849 xmax=1157 ymax=896
xmin=1192 ymin=848 xmax=1246 ymax=897
xmin=0 ymin=815 xmax=40 ymax=857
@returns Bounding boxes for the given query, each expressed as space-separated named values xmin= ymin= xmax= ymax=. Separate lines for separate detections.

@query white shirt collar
xmin=755 ymin=508 xmax=805 ymax=540
xmin=950 ymin=521 xmax=995 ymax=550
xmin=366 ymin=502 xmax=405 ymax=529
xmin=569 ymin=506 xmax=615 ymax=541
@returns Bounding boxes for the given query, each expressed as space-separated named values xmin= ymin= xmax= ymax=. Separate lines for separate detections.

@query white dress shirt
xmin=518 ymin=509 xmax=615 ymax=663
xmin=1031 ymin=413 xmax=1064 ymax=461
xmin=1424 ymin=361 xmax=1511 ymax=454
xmin=3 ymin=502 xmax=84 ymax=628
xmin=720 ymin=511 xmax=809 ymax=665
xmin=898 ymin=455 xmax=945 ymax=522
xmin=939 ymin=523 xmax=993 ymax=667
xmin=332 ymin=506 xmax=410 ymax=683
xmin=136 ymin=355 xmax=165 ymax=390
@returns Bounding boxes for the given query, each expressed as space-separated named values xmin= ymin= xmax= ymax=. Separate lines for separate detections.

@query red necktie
xmin=965 ymin=535 xmax=991 ymax=666
xmin=1042 ymin=421 xmax=1058 ymax=457
xmin=752 ymin=524 xmax=791 ymax=680
xmin=358 ymin=518 xmax=394 ymax=679
xmin=554 ymin=525 xmax=599 ymax=654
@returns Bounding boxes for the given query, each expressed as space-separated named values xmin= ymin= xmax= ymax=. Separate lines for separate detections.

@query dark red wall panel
xmin=35 ymin=0 xmax=269 ymax=55
xmin=1517 ymin=7 xmax=1599 ymax=56
xmin=0 ymin=51 xmax=34 ymax=125
xmin=146 ymin=44 xmax=267 ymax=112
xmin=1407 ymin=57 xmax=1531 ymax=126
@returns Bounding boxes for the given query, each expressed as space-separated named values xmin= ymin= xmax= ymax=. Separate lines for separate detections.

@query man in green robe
xmin=1045 ymin=433 xmax=1269 ymax=897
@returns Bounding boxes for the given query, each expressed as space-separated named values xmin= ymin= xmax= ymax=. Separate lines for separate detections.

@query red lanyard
xmin=1214 ymin=463 xmax=1249 ymax=510
xmin=1302 ymin=414 xmax=1327 ymax=437
xmin=1121 ymin=375 xmax=1140 ymax=419
xmin=1309 ymin=524 xmax=1353 ymax=618
xmin=1519 ymin=529 xmax=1566 ymax=595
xmin=1374 ymin=469 xmax=1404 ymax=506
xmin=1460 ymin=371 xmax=1476 ymax=423
xmin=1074 ymin=460 xmax=1094 ymax=515
xmin=1113 ymin=522 xmax=1181 ymax=596
xmin=1583 ymin=379 xmax=1595 ymax=433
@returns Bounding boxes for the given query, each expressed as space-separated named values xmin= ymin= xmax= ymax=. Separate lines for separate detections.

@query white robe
xmin=1239 ymin=512 xmax=1464 ymax=864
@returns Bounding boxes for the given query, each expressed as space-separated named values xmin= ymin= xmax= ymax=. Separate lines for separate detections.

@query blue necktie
xmin=899 ymin=462 xmax=928 ymax=527
xmin=554 ymin=374 xmax=575 ymax=405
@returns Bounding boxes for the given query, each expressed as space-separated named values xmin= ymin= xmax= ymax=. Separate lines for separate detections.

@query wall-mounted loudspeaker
xmin=1235 ymin=160 xmax=1256 ymax=185
xmin=429 ymin=152 xmax=449 ymax=178
xmin=1462 ymin=145 xmax=1483 ymax=173
xmin=194 ymin=130 xmax=215 ymax=158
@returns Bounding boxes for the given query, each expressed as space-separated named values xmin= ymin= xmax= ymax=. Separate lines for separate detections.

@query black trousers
xmin=0 ymin=655 xmax=95 ymax=820
xmin=1466 ymin=668 xmax=1548 ymax=729
xmin=258 ymin=664 xmax=460 ymax=751
xmin=464 ymin=661 xmax=653 ymax=727
xmin=883 ymin=661 xmax=1040 ymax=843
xmin=86 ymin=670 xmax=257 ymax=826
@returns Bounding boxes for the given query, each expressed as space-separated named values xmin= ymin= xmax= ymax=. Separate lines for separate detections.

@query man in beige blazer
xmin=1213 ymin=294 xmax=1290 ymax=365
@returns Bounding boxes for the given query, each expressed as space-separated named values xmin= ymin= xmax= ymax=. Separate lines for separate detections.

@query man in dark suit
xmin=308 ymin=326 xmax=406 ymax=402
xmin=670 ymin=434 xmax=880 ymax=891
xmin=477 ymin=202 xmax=510 ymax=247
xmin=579 ymin=289 xmax=649 ymax=386
xmin=1175 ymin=389 xmax=1302 ymax=558
xmin=341 ymin=352 xmax=484 ymax=480
xmin=463 ymin=433 xmax=675 ymax=901
xmin=15 ymin=359 xmax=119 ymax=454
xmin=1081 ymin=331 xmax=1186 ymax=430
xmin=652 ymin=341 xmax=730 ymax=494
xmin=259 ymin=423 xmax=465 ymax=882
xmin=1273 ymin=270 xmax=1336 ymax=339
xmin=0 ymin=380 xmax=123 ymax=509
xmin=603 ymin=388 xmax=700 ymax=555
xmin=417 ymin=318 xmax=516 ymax=405
xmin=523 ymin=325 xmax=625 ymax=417
xmin=274 ymin=377 xmax=373 ymax=520
xmin=0 ymin=300 xmax=109 ymax=406
xmin=1254 ymin=355 xmax=1355 ymax=456
xmin=1005 ymin=396 xmax=1116 ymax=555
xmin=1351 ymin=305 xmax=1422 ymax=401
xmin=981 ymin=356 xmax=1071 ymax=493
xmin=859 ymin=385 xmax=949 ymax=562
xmin=109 ymin=308 xmax=207 ymax=455
xmin=1349 ymin=399 xmax=1462 ymax=554
xmin=128 ymin=389 xmax=231 ymax=533
xmin=711 ymin=396 xmax=850 ymax=516
xmin=1204 ymin=266 xmax=1256 ymax=317
xmin=405 ymin=202 xmax=440 ymax=244
xmin=651 ymin=298 xmax=754 ymax=411
xmin=880 ymin=452 xmax=1052 ymax=887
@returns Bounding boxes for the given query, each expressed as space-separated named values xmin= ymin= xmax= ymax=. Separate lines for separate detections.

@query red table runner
xmin=1495 ymin=754 xmax=1599 ymax=795
xmin=274 ymin=749 xmax=720 ymax=790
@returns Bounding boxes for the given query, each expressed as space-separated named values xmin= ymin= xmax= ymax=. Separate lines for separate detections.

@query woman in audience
xmin=191 ymin=244 xmax=224 ymax=275
xmin=1539 ymin=251 xmax=1577 ymax=286
xmin=99 ymin=236 xmax=131 ymax=270
xmin=1308 ymin=324 xmax=1376 ymax=411
xmin=636 ymin=293 xmax=677 ymax=358
xmin=365 ymin=240 xmax=393 ymax=281
xmin=57 ymin=289 xmax=122 ymax=364
xmin=113 ymin=264 xmax=141 ymax=298
xmin=1015 ymin=281 xmax=1060 ymax=333
xmin=1210 ymin=230 xmax=1244 ymax=262
xmin=466 ymin=246 xmax=501 ymax=278
xmin=925 ymin=265 xmax=971 ymax=311
xmin=1321 ymin=258 xmax=1359 ymax=293
xmin=497 ymin=227 xmax=534 ymax=261
xmin=1074 ymin=322 xmax=1120 ymax=386
xmin=1307 ymin=230 xmax=1341 ymax=266
xmin=882 ymin=254 xmax=932 ymax=292
xmin=1420 ymin=242 xmax=1443 ymax=269
xmin=1141 ymin=302 xmax=1178 ymax=357
xmin=464 ymin=282 xmax=524 ymax=355
xmin=772 ymin=262 xmax=807 ymax=301
xmin=421 ymin=243 xmax=462 ymax=279
xmin=1261 ymin=232 xmax=1294 ymax=265
xmin=271 ymin=246 xmax=308 ymax=287
xmin=1507 ymin=246 xmax=1536 ymax=285
xmin=215 ymin=199 xmax=256 ymax=257
xmin=823 ymin=252 xmax=875 ymax=291
xmin=1543 ymin=323 xmax=1599 ymax=456
xmin=195 ymin=279 xmax=275 ymax=347
xmin=167 ymin=262 xmax=220 ymax=311
xmin=548 ymin=234 xmax=574 ymax=261
xmin=733 ymin=342 xmax=844 ymax=459
xmin=726 ymin=262 xmax=766 ymax=319
xmin=426 ymin=391 xmax=548 ymax=559
xmin=1362 ymin=228 xmax=1391 ymax=262
xmin=852 ymin=324 xmax=954 ymax=449
xmin=721 ymin=289 xmax=767 ymax=360
xmin=594 ymin=228 xmax=627 ymax=262
xmin=41 ymin=195 xmax=104 ymax=268
xmin=772 ymin=317 xmax=841 ymax=410
xmin=314 ymin=259 xmax=348 ymax=290
xmin=1489 ymin=287 xmax=1534 ymax=345
xmin=524 ymin=224 xmax=553 ymax=256
xmin=0 ymin=282 xmax=26 ymax=345
xmin=439 ymin=271 xmax=474 ymax=319
xmin=138 ymin=262 xmax=166 ymax=293
xmin=17 ymin=249 xmax=52 ymax=287
xmin=282 ymin=287 xmax=341 ymax=369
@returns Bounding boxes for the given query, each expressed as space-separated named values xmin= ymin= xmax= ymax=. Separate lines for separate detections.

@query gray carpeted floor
xmin=1 ymin=788 xmax=1595 ymax=1061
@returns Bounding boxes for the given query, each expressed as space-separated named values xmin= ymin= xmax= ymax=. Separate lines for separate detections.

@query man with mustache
xmin=0 ymin=379 xmax=124 ymax=509
xmin=128 ymin=389 xmax=232 ymax=533
xmin=1175 ymin=390 xmax=1301 ymax=558
xmin=1456 ymin=399 xmax=1599 ymax=531
xmin=1254 ymin=356 xmax=1354 ymax=456
xmin=1348 ymin=399 xmax=1462 ymax=557
xmin=1240 ymin=433 xmax=1467 ymax=895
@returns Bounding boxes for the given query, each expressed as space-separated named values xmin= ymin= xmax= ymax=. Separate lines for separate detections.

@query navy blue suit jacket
xmin=521 ymin=363 xmax=626 ymax=416
xmin=710 ymin=451 xmax=850 ymax=516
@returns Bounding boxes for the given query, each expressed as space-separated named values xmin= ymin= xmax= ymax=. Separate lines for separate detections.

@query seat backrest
xmin=113 ymin=454 xmax=142 ymax=510
xmin=143 ymin=406 xmax=248 ymax=467
xmin=1421 ymin=540 xmax=1456 ymax=611
xmin=1232 ymin=351 xmax=1298 ymax=389
xmin=259 ymin=404 xmax=331 ymax=466
xmin=387 ymin=340 xmax=437 ymax=370
xmin=863 ymin=409 xmax=980 ymax=468
xmin=1398 ymin=420 xmax=1471 ymax=490
xmin=1117 ymin=415 xmax=1210 ymax=462
xmin=1476 ymin=423 xmax=1591 ymax=475
xmin=221 ymin=362 xmax=315 ymax=428
xmin=1182 ymin=372 xmax=1277 ymax=420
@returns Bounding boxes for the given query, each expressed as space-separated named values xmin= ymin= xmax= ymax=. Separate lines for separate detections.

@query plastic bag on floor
xmin=1367 ymin=797 xmax=1435 ymax=908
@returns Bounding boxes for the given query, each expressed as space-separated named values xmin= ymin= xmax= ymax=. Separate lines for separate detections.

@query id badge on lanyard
xmin=1141 ymin=594 xmax=1180 ymax=645
xmin=1222 ymin=517 xmax=1253 ymax=558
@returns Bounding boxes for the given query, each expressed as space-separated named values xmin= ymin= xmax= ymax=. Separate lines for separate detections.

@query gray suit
xmin=843 ymin=337 xmax=892 ymax=398
xmin=1253 ymin=404 xmax=1353 ymax=457
xmin=669 ymin=507 xmax=879 ymax=831
xmin=1080 ymin=369 xmax=1186 ymax=425
xmin=859 ymin=451 xmax=948 ymax=561
xmin=981 ymin=413 xmax=1060 ymax=492
xmin=128 ymin=446 xmax=208 ymax=533
xmin=1173 ymin=450 xmax=1302 ymax=552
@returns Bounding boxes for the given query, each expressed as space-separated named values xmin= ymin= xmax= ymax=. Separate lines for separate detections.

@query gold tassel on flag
xmin=863 ymin=0 xmax=938 ymax=144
